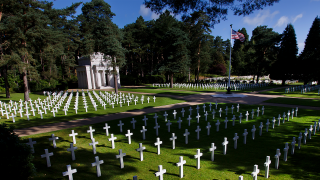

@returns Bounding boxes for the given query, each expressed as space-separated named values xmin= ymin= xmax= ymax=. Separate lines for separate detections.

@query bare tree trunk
xmin=21 ymin=52 xmax=30 ymax=101
xmin=170 ymin=73 xmax=173 ymax=88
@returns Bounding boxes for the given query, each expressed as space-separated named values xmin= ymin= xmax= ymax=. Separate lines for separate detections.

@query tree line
xmin=1 ymin=0 xmax=319 ymax=101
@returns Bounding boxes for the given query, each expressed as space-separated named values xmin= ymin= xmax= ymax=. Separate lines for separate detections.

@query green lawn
xmin=0 ymin=92 xmax=185 ymax=129
xmin=19 ymin=103 xmax=320 ymax=180
xmin=263 ymin=97 xmax=320 ymax=107
xmin=260 ymin=87 xmax=320 ymax=99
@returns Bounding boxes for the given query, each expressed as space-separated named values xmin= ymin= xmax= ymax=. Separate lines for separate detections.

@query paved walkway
xmin=13 ymin=87 xmax=320 ymax=137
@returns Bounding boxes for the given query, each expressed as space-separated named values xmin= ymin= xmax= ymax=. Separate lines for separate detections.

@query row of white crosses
xmin=155 ymin=82 xmax=268 ymax=91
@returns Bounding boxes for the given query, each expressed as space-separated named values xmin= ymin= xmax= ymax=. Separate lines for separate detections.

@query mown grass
xmin=0 ymin=92 xmax=185 ymax=129
xmin=18 ymin=103 xmax=320 ymax=180
xmin=263 ymin=98 xmax=320 ymax=107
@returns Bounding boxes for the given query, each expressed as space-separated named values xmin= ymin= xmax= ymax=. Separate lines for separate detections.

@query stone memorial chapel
xmin=75 ymin=52 xmax=121 ymax=89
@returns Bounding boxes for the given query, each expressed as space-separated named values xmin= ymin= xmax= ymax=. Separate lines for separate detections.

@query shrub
xmin=0 ymin=123 xmax=37 ymax=179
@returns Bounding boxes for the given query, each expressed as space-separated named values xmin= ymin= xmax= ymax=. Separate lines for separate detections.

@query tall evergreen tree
xmin=299 ymin=16 xmax=320 ymax=84
xmin=158 ymin=27 xmax=191 ymax=88
xmin=270 ymin=24 xmax=298 ymax=85
xmin=251 ymin=25 xmax=281 ymax=83
xmin=232 ymin=28 xmax=249 ymax=75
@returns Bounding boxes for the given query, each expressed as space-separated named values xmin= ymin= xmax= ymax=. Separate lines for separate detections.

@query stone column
xmin=96 ymin=70 xmax=101 ymax=89
xmin=86 ymin=66 xmax=92 ymax=89
xmin=101 ymin=70 xmax=106 ymax=86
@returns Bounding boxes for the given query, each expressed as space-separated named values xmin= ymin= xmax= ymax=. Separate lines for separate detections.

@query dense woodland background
xmin=0 ymin=0 xmax=319 ymax=100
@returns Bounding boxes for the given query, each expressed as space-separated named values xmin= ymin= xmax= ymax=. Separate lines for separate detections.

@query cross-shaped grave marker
xmin=195 ymin=126 xmax=201 ymax=140
xmin=169 ymin=133 xmax=177 ymax=149
xmin=259 ymin=122 xmax=263 ymax=136
xmin=130 ymin=118 xmax=136 ymax=130
xmin=303 ymin=128 xmax=308 ymax=144
xmin=219 ymin=108 xmax=222 ymax=117
xmin=140 ymin=126 xmax=147 ymax=140
xmin=62 ymin=165 xmax=77 ymax=180
xmin=251 ymin=125 xmax=256 ymax=140
xmin=67 ymin=143 xmax=78 ymax=161
xmin=212 ymin=109 xmax=216 ymax=119
xmin=291 ymin=137 xmax=296 ymax=155
xmin=222 ymin=137 xmax=229 ymax=155
xmin=264 ymin=156 xmax=271 ymax=178
xmin=26 ymin=138 xmax=37 ymax=153
xmin=10 ymin=113 xmax=16 ymax=123
xmin=163 ymin=111 xmax=168 ymax=122
xmin=154 ymin=137 xmax=163 ymax=155
xmin=117 ymin=120 xmax=124 ymax=133
xmin=108 ymin=134 xmax=117 ymax=149
xmin=69 ymin=130 xmax=78 ymax=144
xmin=173 ymin=110 xmax=177 ymax=120
xmin=224 ymin=117 xmax=228 ymax=129
xmin=196 ymin=113 xmax=201 ymax=123
xmin=142 ymin=116 xmax=148 ymax=126
xmin=155 ymin=165 xmax=166 ymax=180
xmin=49 ymin=134 xmax=59 ymax=148
xmin=153 ymin=113 xmax=158 ymax=124
xmin=176 ymin=156 xmax=186 ymax=178
xmin=209 ymin=143 xmax=217 ymax=161
xmin=215 ymin=120 xmax=220 ymax=132
xmin=274 ymin=149 xmax=281 ymax=169
xmin=245 ymin=111 xmax=249 ymax=121
xmin=125 ymin=129 xmax=133 ymax=144
xmin=183 ymin=129 xmax=190 ymax=144
xmin=233 ymin=133 xmax=239 ymax=149
xmin=206 ymin=122 xmax=211 ymax=135
xmin=166 ymin=120 xmax=172 ymax=132
xmin=87 ymin=126 xmax=95 ymax=139
xmin=251 ymin=109 xmax=255 ymax=119
xmin=89 ymin=138 xmax=99 ymax=154
xmin=91 ymin=156 xmax=104 ymax=177
xmin=194 ymin=149 xmax=203 ymax=169
xmin=243 ymin=129 xmax=248 ymax=144
xmin=177 ymin=117 xmax=182 ymax=129
xmin=181 ymin=108 xmax=185 ymax=117
xmin=251 ymin=164 xmax=260 ymax=180
xmin=41 ymin=149 xmax=54 ymax=167
xmin=116 ymin=149 xmax=127 ymax=169
xmin=136 ymin=143 xmax=146 ymax=161
xmin=154 ymin=123 xmax=160 ymax=136
xmin=103 ymin=123 xmax=111 ymax=136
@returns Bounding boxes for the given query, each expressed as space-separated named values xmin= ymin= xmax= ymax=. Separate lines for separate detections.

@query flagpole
xmin=227 ymin=24 xmax=232 ymax=94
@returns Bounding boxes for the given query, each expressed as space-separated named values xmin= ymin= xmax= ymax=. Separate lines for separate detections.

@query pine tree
xmin=158 ymin=27 xmax=191 ymax=88
xmin=299 ymin=16 xmax=320 ymax=84
xmin=270 ymin=24 xmax=298 ymax=85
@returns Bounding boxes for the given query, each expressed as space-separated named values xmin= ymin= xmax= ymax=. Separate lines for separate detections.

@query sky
xmin=48 ymin=0 xmax=320 ymax=54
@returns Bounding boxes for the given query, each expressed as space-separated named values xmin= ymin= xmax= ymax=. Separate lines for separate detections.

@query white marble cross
xmin=177 ymin=117 xmax=182 ymax=129
xmin=125 ymin=129 xmax=133 ymax=144
xmin=237 ymin=104 xmax=240 ymax=112
xmin=173 ymin=110 xmax=177 ymax=119
xmin=225 ymin=106 xmax=228 ymax=115
xmin=251 ymin=164 xmax=260 ymax=180
xmin=181 ymin=108 xmax=185 ymax=117
xmin=232 ymin=115 xmax=236 ymax=126
xmin=154 ymin=137 xmax=163 ymax=155
xmin=136 ymin=143 xmax=146 ymax=161
xmin=245 ymin=111 xmax=249 ymax=121
xmin=108 ymin=134 xmax=117 ymax=149
xmin=155 ymin=165 xmax=166 ymax=180
xmin=87 ymin=126 xmax=95 ymax=139
xmin=274 ymin=149 xmax=281 ymax=169
xmin=243 ymin=129 xmax=248 ymax=144
xmin=118 ymin=120 xmax=124 ymax=133
xmin=170 ymin=133 xmax=177 ymax=149
xmin=203 ymin=104 xmax=206 ymax=112
xmin=153 ymin=113 xmax=158 ymax=124
xmin=219 ymin=108 xmax=222 ymax=117
xmin=163 ymin=111 xmax=168 ymax=122
xmin=209 ymin=143 xmax=217 ymax=161
xmin=212 ymin=109 xmax=216 ymax=119
xmin=142 ymin=116 xmax=148 ymax=126
xmin=283 ymin=143 xmax=289 ymax=161
xmin=272 ymin=117 xmax=276 ymax=129
xmin=313 ymin=122 xmax=317 ymax=135
xmin=189 ymin=106 xmax=193 ymax=116
xmin=239 ymin=113 xmax=242 ymax=123
xmin=231 ymin=105 xmax=234 ymax=114
xmin=183 ymin=129 xmax=190 ymax=144
xmin=69 ymin=130 xmax=78 ymax=144
xmin=18 ymin=108 xmax=24 ymax=117
xmin=264 ymin=156 xmax=271 ymax=178
xmin=277 ymin=114 xmax=281 ymax=126
xmin=140 ymin=126 xmax=147 ymax=140
xmin=303 ymin=128 xmax=308 ymax=144
xmin=10 ymin=113 xmax=16 ymax=123
xmin=259 ymin=122 xmax=263 ymax=136
xmin=26 ymin=138 xmax=37 ymax=153
xmin=262 ymin=106 xmax=265 ymax=115
xmin=116 ymin=149 xmax=126 ymax=169
xmin=282 ymin=112 xmax=286 ymax=123
xmin=291 ymin=137 xmax=296 ymax=155
xmin=194 ymin=149 xmax=203 ymax=169
xmin=309 ymin=125 xmax=313 ymax=139
xmin=265 ymin=119 xmax=270 ymax=132
xmin=187 ymin=115 xmax=192 ymax=126
xmin=209 ymin=103 xmax=212 ymax=111
xmin=251 ymin=109 xmax=254 ymax=119
xmin=256 ymin=107 xmax=260 ymax=117
xmin=222 ymin=137 xmax=229 ymax=155
xmin=195 ymin=126 xmax=201 ymax=140
xmin=154 ymin=123 xmax=160 ymax=136
xmin=92 ymin=156 xmax=104 ymax=177
xmin=196 ymin=113 xmax=201 ymax=123
xmin=206 ymin=122 xmax=211 ymax=135
xmin=215 ymin=120 xmax=220 ymax=132
xmin=103 ymin=123 xmax=111 ymax=136
xmin=295 ymin=107 xmax=298 ymax=117
xmin=215 ymin=101 xmax=218 ymax=109
xmin=67 ymin=143 xmax=78 ymax=161
xmin=298 ymin=132 xmax=302 ymax=149
xmin=153 ymin=96 xmax=156 ymax=102
xmin=49 ymin=134 xmax=59 ymax=148
xmin=251 ymin=125 xmax=256 ymax=140
xmin=233 ymin=133 xmax=239 ymax=149
xmin=131 ymin=118 xmax=137 ymax=130
xmin=224 ymin=117 xmax=228 ymax=129
xmin=287 ymin=110 xmax=290 ymax=121
xmin=166 ymin=120 xmax=172 ymax=132
xmin=196 ymin=105 xmax=200 ymax=114
xmin=176 ymin=156 xmax=186 ymax=178
xmin=41 ymin=149 xmax=54 ymax=167
xmin=89 ymin=138 xmax=99 ymax=154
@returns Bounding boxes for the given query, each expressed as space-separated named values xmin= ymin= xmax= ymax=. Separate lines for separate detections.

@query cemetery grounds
xmin=2 ymin=84 xmax=320 ymax=179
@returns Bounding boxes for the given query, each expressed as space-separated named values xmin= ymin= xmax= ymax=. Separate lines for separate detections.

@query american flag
xmin=232 ymin=29 xmax=245 ymax=42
